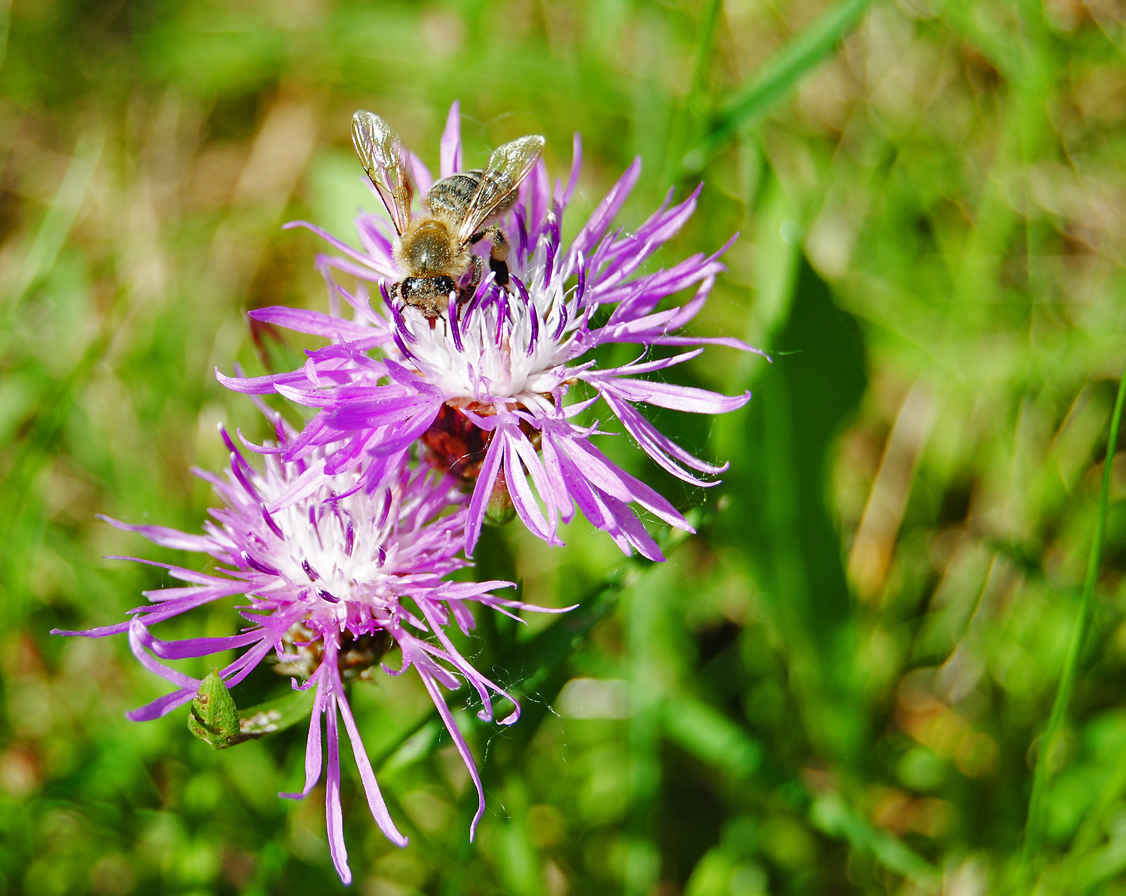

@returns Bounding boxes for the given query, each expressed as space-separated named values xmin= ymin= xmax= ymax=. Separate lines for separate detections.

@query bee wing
xmin=457 ymin=135 xmax=545 ymax=244
xmin=351 ymin=110 xmax=415 ymax=235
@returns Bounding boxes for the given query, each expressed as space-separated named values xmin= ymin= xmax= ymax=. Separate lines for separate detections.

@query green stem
xmin=689 ymin=0 xmax=723 ymax=104
xmin=660 ymin=0 xmax=723 ymax=186
xmin=1023 ymin=358 xmax=1126 ymax=870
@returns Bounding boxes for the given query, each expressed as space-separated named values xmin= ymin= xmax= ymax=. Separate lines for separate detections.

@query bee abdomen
xmin=401 ymin=276 xmax=457 ymax=317
xmin=426 ymin=170 xmax=483 ymax=219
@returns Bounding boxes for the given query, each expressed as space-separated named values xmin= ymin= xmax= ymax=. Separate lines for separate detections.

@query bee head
xmin=404 ymin=219 xmax=457 ymax=276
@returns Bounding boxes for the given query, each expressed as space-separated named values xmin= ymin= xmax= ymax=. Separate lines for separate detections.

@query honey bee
xmin=351 ymin=110 xmax=544 ymax=321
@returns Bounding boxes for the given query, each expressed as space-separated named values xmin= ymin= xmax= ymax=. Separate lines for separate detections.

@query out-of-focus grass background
xmin=2 ymin=0 xmax=1125 ymax=893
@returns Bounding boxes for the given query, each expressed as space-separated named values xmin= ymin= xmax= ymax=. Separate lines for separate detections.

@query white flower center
xmin=394 ymin=251 xmax=577 ymax=411
xmin=271 ymin=479 xmax=399 ymax=620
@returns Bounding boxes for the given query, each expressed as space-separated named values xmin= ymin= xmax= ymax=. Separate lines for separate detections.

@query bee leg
xmin=486 ymin=226 xmax=515 ymax=288
xmin=456 ymin=256 xmax=482 ymax=310
xmin=389 ymin=279 xmax=405 ymax=306
xmin=467 ymin=227 xmax=510 ymax=287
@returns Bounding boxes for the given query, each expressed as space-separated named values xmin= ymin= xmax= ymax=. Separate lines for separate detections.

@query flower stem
xmin=1023 ymin=358 xmax=1126 ymax=871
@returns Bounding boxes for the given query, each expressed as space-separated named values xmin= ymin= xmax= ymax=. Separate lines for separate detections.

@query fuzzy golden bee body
xmin=351 ymin=110 xmax=544 ymax=320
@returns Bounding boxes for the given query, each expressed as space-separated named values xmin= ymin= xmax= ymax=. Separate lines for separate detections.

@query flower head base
xmin=54 ymin=413 xmax=559 ymax=884
xmin=224 ymin=102 xmax=763 ymax=560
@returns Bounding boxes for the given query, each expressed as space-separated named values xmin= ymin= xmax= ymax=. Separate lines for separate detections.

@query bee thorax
xmin=401 ymin=219 xmax=458 ymax=275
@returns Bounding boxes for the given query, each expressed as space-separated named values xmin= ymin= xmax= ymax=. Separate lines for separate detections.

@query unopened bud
xmin=187 ymin=669 xmax=244 ymax=749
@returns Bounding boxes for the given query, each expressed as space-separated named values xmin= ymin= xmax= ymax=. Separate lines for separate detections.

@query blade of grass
xmin=688 ymin=0 xmax=724 ymax=105
xmin=679 ymin=0 xmax=874 ymax=175
xmin=0 ymin=285 xmax=127 ymax=623
xmin=810 ymin=792 xmax=941 ymax=890
xmin=0 ymin=0 xmax=9 ymax=74
xmin=661 ymin=693 xmax=762 ymax=780
xmin=1023 ymin=358 xmax=1126 ymax=869
xmin=1057 ymin=726 xmax=1126 ymax=892
xmin=660 ymin=0 xmax=724 ymax=185
xmin=3 ymin=127 xmax=104 ymax=319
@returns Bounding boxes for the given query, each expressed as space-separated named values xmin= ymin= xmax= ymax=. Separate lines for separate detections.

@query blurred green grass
xmin=2 ymin=0 xmax=1125 ymax=894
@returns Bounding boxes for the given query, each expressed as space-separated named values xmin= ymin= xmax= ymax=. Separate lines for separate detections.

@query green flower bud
xmin=187 ymin=669 xmax=244 ymax=749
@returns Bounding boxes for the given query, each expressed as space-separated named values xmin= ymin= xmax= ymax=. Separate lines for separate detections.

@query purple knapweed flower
xmin=223 ymin=102 xmax=761 ymax=560
xmin=54 ymin=413 xmax=556 ymax=884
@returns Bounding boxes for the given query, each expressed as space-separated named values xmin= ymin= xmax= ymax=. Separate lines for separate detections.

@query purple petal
xmin=146 ymin=628 xmax=267 ymax=660
xmin=335 ymin=675 xmax=409 ymax=846
xmin=537 ymin=434 xmax=576 ymax=524
xmin=352 ymin=219 xmax=398 ymax=276
xmin=563 ymin=437 xmax=691 ymax=530
xmin=51 ymin=620 xmax=131 ymax=638
xmin=128 ymin=619 xmax=199 ymax=689
xmin=216 ymin=366 xmax=320 ymax=396
xmin=105 ymin=556 xmax=233 ymax=587
xmin=562 ymin=133 xmax=582 ymax=207
xmin=440 ymin=100 xmax=462 ymax=178
xmin=283 ymin=220 xmax=384 ymax=272
xmin=129 ymin=584 xmax=247 ymax=625
xmin=318 ymin=252 xmax=393 ymax=283
xmin=587 ymin=348 xmax=704 ymax=379
xmin=324 ymin=691 xmax=352 ymax=885
xmin=599 ymin=490 xmax=665 ymax=561
xmin=599 ymin=378 xmax=751 ymax=414
xmin=416 ymin=663 xmax=486 ymax=839
xmin=98 ymin=516 xmax=214 ymax=552
xmin=552 ymin=446 xmax=663 ymax=560
xmin=569 ymin=158 xmax=642 ymax=261
xmin=502 ymin=432 xmax=553 ymax=541
xmin=281 ymin=670 xmax=326 ymax=799
xmin=465 ymin=431 xmax=506 ymax=556
xmin=407 ymin=149 xmax=433 ymax=194
xmin=508 ymin=426 xmax=563 ymax=543
xmin=556 ymin=437 xmax=633 ymax=504
xmin=600 ymin=389 xmax=728 ymax=482
xmin=125 ymin=688 xmax=198 ymax=722
xmin=612 ymin=462 xmax=693 ymax=531
xmin=647 ymin=334 xmax=764 ymax=353
xmin=248 ymin=306 xmax=375 ymax=342
xmin=264 ymin=460 xmax=328 ymax=512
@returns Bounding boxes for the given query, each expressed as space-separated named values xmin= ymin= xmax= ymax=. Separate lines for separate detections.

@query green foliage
xmin=1 ymin=0 xmax=1125 ymax=894
xmin=1024 ymin=362 xmax=1126 ymax=874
